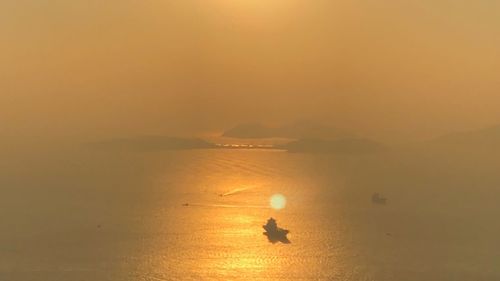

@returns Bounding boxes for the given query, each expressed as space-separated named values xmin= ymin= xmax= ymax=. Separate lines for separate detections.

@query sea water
xmin=0 ymin=147 xmax=499 ymax=280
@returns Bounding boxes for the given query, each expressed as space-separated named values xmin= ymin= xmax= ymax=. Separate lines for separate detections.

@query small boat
xmin=372 ymin=193 xmax=387 ymax=205
xmin=263 ymin=218 xmax=290 ymax=244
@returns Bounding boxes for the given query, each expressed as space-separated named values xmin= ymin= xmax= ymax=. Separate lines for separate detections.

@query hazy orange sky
xmin=2 ymin=0 xmax=500 ymax=142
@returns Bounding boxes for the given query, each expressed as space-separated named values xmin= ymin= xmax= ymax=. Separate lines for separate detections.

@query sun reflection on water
xmin=270 ymin=194 xmax=287 ymax=210
xmin=136 ymin=150 xmax=349 ymax=280
xmin=195 ymin=210 xmax=276 ymax=279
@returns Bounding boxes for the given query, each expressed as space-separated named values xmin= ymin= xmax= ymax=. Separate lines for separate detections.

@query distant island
xmin=279 ymin=138 xmax=385 ymax=154
xmin=87 ymin=136 xmax=385 ymax=154
xmin=222 ymin=121 xmax=353 ymax=139
xmin=431 ymin=124 xmax=500 ymax=147
xmin=87 ymin=136 xmax=217 ymax=151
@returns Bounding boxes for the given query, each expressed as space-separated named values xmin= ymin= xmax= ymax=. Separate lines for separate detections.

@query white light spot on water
xmin=270 ymin=194 xmax=286 ymax=210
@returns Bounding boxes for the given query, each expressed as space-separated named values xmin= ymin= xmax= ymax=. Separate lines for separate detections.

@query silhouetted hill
xmin=222 ymin=121 xmax=352 ymax=139
xmin=432 ymin=125 xmax=500 ymax=147
xmin=88 ymin=136 xmax=216 ymax=151
xmin=222 ymin=123 xmax=275 ymax=138
xmin=280 ymin=138 xmax=385 ymax=154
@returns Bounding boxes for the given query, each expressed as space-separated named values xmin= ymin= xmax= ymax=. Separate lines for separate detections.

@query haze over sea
xmin=3 ymin=1 xmax=500 ymax=279
xmin=1 ymin=139 xmax=499 ymax=281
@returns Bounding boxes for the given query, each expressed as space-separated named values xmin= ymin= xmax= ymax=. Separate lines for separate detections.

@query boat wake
xmin=219 ymin=185 xmax=255 ymax=197
xmin=182 ymin=203 xmax=269 ymax=209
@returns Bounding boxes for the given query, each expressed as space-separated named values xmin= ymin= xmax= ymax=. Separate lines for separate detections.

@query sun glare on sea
xmin=270 ymin=194 xmax=286 ymax=210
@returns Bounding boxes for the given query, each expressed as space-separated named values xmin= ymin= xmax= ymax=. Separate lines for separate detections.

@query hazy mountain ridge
xmin=432 ymin=125 xmax=500 ymax=147
xmin=280 ymin=138 xmax=386 ymax=154
xmin=86 ymin=124 xmax=500 ymax=155
xmin=87 ymin=136 xmax=216 ymax=151
xmin=222 ymin=121 xmax=353 ymax=139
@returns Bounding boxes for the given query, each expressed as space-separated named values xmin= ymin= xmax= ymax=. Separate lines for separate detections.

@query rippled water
xmin=1 ymin=148 xmax=499 ymax=280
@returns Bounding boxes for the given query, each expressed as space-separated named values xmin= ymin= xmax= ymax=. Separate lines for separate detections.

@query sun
xmin=270 ymin=194 xmax=286 ymax=210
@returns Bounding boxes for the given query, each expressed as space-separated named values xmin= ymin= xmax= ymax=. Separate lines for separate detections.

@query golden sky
xmin=1 ymin=0 xmax=500 ymax=141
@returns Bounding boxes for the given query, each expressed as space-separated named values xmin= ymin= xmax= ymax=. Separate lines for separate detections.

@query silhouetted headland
xmin=87 ymin=136 xmax=217 ymax=151
xmin=223 ymin=121 xmax=352 ymax=139
xmin=430 ymin=124 xmax=500 ymax=148
xmin=280 ymin=138 xmax=385 ymax=154
xmin=263 ymin=218 xmax=290 ymax=244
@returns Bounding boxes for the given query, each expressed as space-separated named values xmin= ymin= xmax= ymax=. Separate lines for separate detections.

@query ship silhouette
xmin=372 ymin=192 xmax=387 ymax=205
xmin=263 ymin=218 xmax=290 ymax=244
